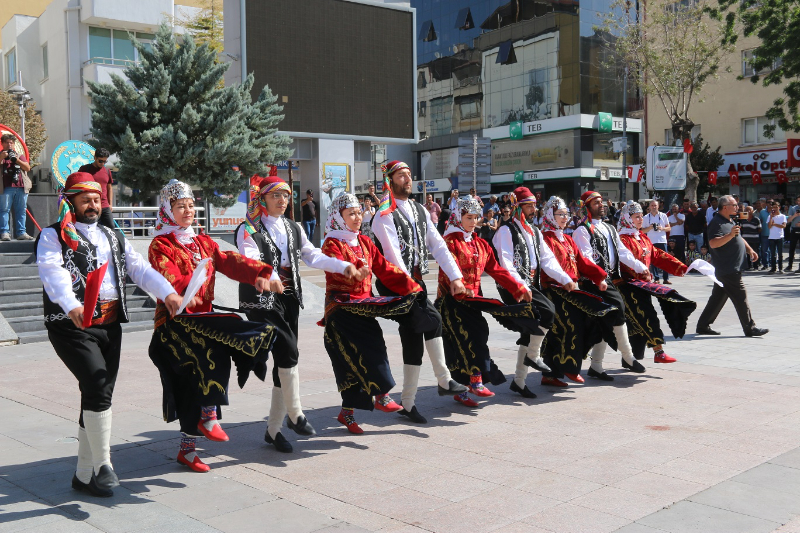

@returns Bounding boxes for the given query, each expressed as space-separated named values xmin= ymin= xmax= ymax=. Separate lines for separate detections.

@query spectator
xmin=438 ymin=207 xmax=451 ymax=235
xmin=756 ymin=198 xmax=772 ymax=270
xmin=767 ymin=201 xmax=787 ymax=273
xmin=78 ymin=148 xmax=115 ymax=228
xmin=499 ymin=205 xmax=512 ymax=225
xmin=0 ymin=134 xmax=33 ymax=240
xmin=448 ymin=189 xmax=460 ymax=212
xmin=685 ymin=240 xmax=701 ymax=266
xmin=680 ymin=197 xmax=691 ymax=214
xmin=705 ymin=197 xmax=718 ymax=225
xmin=364 ymin=184 xmax=380 ymax=208
xmin=499 ymin=194 xmax=510 ymax=209
xmin=479 ymin=208 xmax=499 ymax=241
xmin=699 ymin=245 xmax=712 ymax=263
xmin=667 ymin=203 xmax=686 ymax=263
xmin=667 ymin=238 xmax=680 ymax=260
xmin=469 ymin=188 xmax=484 ymax=209
xmin=424 ymin=194 xmax=441 ymax=226
xmin=532 ymin=207 xmax=544 ymax=228
xmin=642 ymin=200 xmax=671 ymax=283
xmin=300 ymin=189 xmax=318 ymax=239
xmin=739 ymin=205 xmax=762 ymax=270
xmin=786 ymin=195 xmax=800 ymax=272
xmin=483 ymin=195 xmax=500 ymax=216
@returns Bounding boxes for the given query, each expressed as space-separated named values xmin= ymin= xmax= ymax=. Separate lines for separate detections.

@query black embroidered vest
xmin=234 ymin=218 xmax=304 ymax=310
xmin=588 ymin=222 xmax=621 ymax=279
xmin=372 ymin=201 xmax=429 ymax=275
xmin=36 ymin=222 xmax=129 ymax=325
xmin=502 ymin=220 xmax=541 ymax=290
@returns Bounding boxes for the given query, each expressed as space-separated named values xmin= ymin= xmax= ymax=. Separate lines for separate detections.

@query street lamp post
xmin=7 ymin=71 xmax=32 ymax=141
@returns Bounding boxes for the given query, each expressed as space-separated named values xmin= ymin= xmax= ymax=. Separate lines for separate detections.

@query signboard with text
xmin=491 ymin=131 xmax=573 ymax=174
xmin=646 ymin=146 xmax=687 ymax=190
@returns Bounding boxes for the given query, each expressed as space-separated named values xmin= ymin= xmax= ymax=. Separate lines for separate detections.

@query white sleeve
xmin=538 ymin=237 xmax=573 ymax=286
xmin=614 ymin=235 xmax=649 ymax=273
xmin=237 ymin=225 xmax=280 ymax=282
xmin=492 ymin=226 xmax=525 ymax=286
xmin=36 ymin=228 xmax=82 ymax=314
xmin=124 ymin=240 xmax=179 ymax=301
xmin=572 ymin=226 xmax=595 ymax=263
xmin=299 ymin=229 xmax=350 ymax=274
xmin=371 ymin=211 xmax=410 ymax=275
xmin=423 ymin=208 xmax=462 ymax=281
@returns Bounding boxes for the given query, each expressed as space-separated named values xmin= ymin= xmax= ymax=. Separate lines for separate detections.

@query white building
xmin=2 ymin=0 xmax=196 ymax=192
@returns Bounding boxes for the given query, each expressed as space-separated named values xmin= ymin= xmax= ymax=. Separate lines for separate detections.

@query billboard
xmin=245 ymin=0 xmax=415 ymax=141
xmin=646 ymin=146 xmax=687 ymax=190
xmin=491 ymin=131 xmax=574 ymax=174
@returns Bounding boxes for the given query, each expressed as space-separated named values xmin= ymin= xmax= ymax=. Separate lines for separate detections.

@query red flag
xmin=751 ymin=171 xmax=762 ymax=185
xmin=627 ymin=166 xmax=633 ymax=179
xmin=707 ymin=171 xmax=717 ymax=185
xmin=683 ymin=138 xmax=694 ymax=154
xmin=776 ymin=171 xmax=788 ymax=184
xmin=637 ymin=167 xmax=644 ymax=182
xmin=729 ymin=171 xmax=739 ymax=185
xmin=82 ymin=262 xmax=109 ymax=328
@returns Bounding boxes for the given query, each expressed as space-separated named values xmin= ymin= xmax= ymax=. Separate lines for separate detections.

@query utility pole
xmin=620 ymin=66 xmax=628 ymax=202
xmin=472 ymin=133 xmax=478 ymax=192
xmin=287 ymin=161 xmax=295 ymax=220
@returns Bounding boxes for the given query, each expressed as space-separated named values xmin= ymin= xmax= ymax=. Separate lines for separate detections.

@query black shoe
xmin=438 ymin=380 xmax=468 ymax=396
xmin=621 ymin=358 xmax=646 ymax=373
xmin=523 ymin=356 xmax=551 ymax=373
xmin=264 ymin=430 xmax=293 ymax=453
xmin=399 ymin=405 xmax=427 ymax=423
xmin=509 ymin=381 xmax=537 ymax=398
xmin=745 ymin=327 xmax=769 ymax=337
xmin=287 ymin=415 xmax=316 ymax=436
xmin=587 ymin=367 xmax=614 ymax=381
xmin=72 ymin=473 xmax=114 ymax=498
xmin=94 ymin=465 xmax=119 ymax=490
xmin=696 ymin=326 xmax=721 ymax=336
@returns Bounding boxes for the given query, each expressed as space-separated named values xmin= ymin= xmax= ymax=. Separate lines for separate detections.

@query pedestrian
xmin=767 ymin=201 xmax=786 ymax=273
xmin=642 ymin=200 xmax=671 ymax=283
xmin=0 ymin=133 xmax=33 ymax=240
xmin=785 ymin=195 xmax=800 ymax=271
xmin=36 ymin=173 xmax=181 ymax=496
xmin=696 ymin=195 xmax=768 ymax=337
xmin=424 ymin=194 xmax=441 ymax=227
xmin=667 ymin=203 xmax=686 ymax=263
xmin=78 ymin=148 xmax=115 ymax=229
xmin=300 ymin=189 xmax=319 ymax=240
xmin=740 ymin=205 xmax=762 ymax=270
xmin=756 ymin=198 xmax=771 ymax=270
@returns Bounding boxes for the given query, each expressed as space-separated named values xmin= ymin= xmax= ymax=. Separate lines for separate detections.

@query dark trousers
xmin=651 ymin=243 xmax=669 ymax=281
xmin=378 ymin=276 xmax=442 ymax=366
xmin=47 ymin=321 xmax=123 ymax=424
xmin=696 ymin=271 xmax=756 ymax=334
xmin=498 ymin=284 xmax=555 ymax=343
xmin=788 ymin=230 xmax=800 ymax=268
xmin=769 ymin=239 xmax=783 ymax=271
xmin=672 ymin=235 xmax=686 ymax=263
xmin=303 ymin=220 xmax=316 ymax=240
xmin=246 ymin=294 xmax=301 ymax=387
xmin=99 ymin=207 xmax=115 ymax=229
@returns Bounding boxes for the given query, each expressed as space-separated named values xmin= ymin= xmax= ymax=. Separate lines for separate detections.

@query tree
xmin=0 ymin=91 xmax=47 ymax=166
xmin=172 ymin=0 xmax=223 ymax=55
xmin=598 ymin=0 xmax=733 ymax=201
xmin=712 ymin=0 xmax=800 ymax=137
xmin=87 ymin=23 xmax=291 ymax=206
xmin=689 ymin=135 xmax=725 ymax=199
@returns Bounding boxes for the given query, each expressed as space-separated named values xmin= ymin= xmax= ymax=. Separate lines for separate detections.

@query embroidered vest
xmin=36 ymin=223 xmax=129 ymax=325
xmin=235 ymin=218 xmax=304 ymax=310
xmin=502 ymin=220 xmax=541 ymax=290
xmin=589 ymin=222 xmax=621 ymax=279
xmin=373 ymin=201 xmax=429 ymax=275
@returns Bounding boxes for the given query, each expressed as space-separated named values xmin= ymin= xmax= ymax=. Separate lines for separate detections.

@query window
xmin=455 ymin=7 xmax=474 ymax=30
xmin=496 ymin=40 xmax=517 ymax=65
xmin=89 ymin=28 xmax=154 ymax=66
xmin=665 ymin=125 xmax=701 ymax=146
xmin=457 ymin=96 xmax=480 ymax=119
xmin=742 ymin=49 xmax=781 ymax=77
xmin=42 ymin=43 xmax=49 ymax=80
xmin=742 ymin=116 xmax=785 ymax=144
xmin=430 ymin=96 xmax=453 ymax=137
xmin=418 ymin=101 xmax=427 ymax=117
xmin=5 ymin=48 xmax=16 ymax=87
xmin=419 ymin=20 xmax=437 ymax=42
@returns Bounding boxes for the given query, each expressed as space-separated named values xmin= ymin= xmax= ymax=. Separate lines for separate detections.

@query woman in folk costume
xmin=320 ymin=192 xmax=423 ymax=434
xmin=436 ymin=196 xmax=537 ymax=405
xmin=616 ymin=200 xmax=699 ymax=364
xmin=538 ymin=196 xmax=619 ymax=386
xmin=148 ymin=179 xmax=283 ymax=472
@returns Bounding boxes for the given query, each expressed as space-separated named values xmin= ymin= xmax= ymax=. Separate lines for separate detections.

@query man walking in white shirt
xmin=642 ymin=200 xmax=671 ymax=283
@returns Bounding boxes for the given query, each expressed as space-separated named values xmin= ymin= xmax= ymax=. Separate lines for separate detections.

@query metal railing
xmin=110 ymin=205 xmax=207 ymax=237
xmin=83 ymin=57 xmax=138 ymax=68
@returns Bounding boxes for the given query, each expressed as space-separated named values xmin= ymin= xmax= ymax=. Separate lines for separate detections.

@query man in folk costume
xmin=371 ymin=160 xmax=468 ymax=424
xmin=36 ymin=173 xmax=181 ymax=497
xmin=236 ymin=173 xmax=361 ymax=453
xmin=492 ymin=187 xmax=576 ymax=396
xmin=572 ymin=191 xmax=649 ymax=376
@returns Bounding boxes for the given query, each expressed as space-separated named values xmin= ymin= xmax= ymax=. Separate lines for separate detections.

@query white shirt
xmin=448 ymin=197 xmax=459 ymax=212
xmin=573 ymin=220 xmax=648 ymax=274
xmin=492 ymin=220 xmax=572 ymax=287
xmin=372 ymin=198 xmax=463 ymax=281
xmin=668 ymin=212 xmax=685 ymax=237
xmin=236 ymin=214 xmax=351 ymax=281
xmin=706 ymin=207 xmax=717 ymax=224
xmin=769 ymin=213 xmax=787 ymax=240
xmin=37 ymin=222 xmax=177 ymax=314
xmin=643 ymin=212 xmax=669 ymax=244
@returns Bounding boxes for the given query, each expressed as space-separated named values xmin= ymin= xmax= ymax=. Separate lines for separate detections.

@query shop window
xmin=496 ymin=40 xmax=517 ymax=65
xmin=742 ymin=116 xmax=785 ymax=144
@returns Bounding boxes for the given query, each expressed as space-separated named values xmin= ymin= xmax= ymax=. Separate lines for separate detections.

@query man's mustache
xmin=84 ymin=209 xmax=99 ymax=216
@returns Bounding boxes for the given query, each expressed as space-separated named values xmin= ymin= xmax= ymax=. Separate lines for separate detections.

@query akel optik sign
xmin=646 ymin=146 xmax=687 ymax=190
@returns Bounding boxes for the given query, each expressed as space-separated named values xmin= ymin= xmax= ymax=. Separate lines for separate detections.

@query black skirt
xmin=437 ymin=294 xmax=540 ymax=386
xmin=148 ymin=312 xmax=276 ymax=435
xmin=618 ymin=280 xmax=697 ymax=359
xmin=324 ymin=294 xmax=416 ymax=411
xmin=541 ymin=288 xmax=618 ymax=377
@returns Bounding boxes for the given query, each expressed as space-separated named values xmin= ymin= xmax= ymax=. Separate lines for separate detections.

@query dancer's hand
xmin=68 ymin=306 xmax=85 ymax=330
xmin=562 ymin=281 xmax=578 ymax=292
xmin=356 ymin=266 xmax=370 ymax=281
xmin=465 ymin=287 xmax=475 ymax=297
xmin=254 ymin=276 xmax=271 ymax=293
xmin=164 ymin=293 xmax=182 ymax=317
xmin=519 ymin=287 xmax=533 ymax=302
xmin=598 ymin=280 xmax=608 ymax=291
xmin=267 ymin=277 xmax=284 ymax=294
xmin=343 ymin=264 xmax=358 ymax=279
xmin=451 ymin=279 xmax=467 ymax=297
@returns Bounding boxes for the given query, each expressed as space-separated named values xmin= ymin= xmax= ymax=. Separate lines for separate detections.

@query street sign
xmin=646 ymin=146 xmax=687 ymax=190
xmin=611 ymin=137 xmax=628 ymax=153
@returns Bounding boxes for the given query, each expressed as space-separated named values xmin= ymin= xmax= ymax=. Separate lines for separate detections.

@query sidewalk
xmin=2 ymin=269 xmax=800 ymax=532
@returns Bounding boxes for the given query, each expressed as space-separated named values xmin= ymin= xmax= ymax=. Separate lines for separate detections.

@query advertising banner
xmin=491 ymin=131 xmax=573 ymax=174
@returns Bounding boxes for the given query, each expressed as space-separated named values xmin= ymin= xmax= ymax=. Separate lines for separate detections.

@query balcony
xmin=81 ymin=0 xmax=171 ymax=31
xmin=82 ymin=59 xmax=135 ymax=94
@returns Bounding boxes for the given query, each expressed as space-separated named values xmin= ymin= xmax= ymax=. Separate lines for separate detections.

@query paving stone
xmin=637 ymin=500 xmax=779 ymax=533
xmin=689 ymin=480 xmax=800 ymax=523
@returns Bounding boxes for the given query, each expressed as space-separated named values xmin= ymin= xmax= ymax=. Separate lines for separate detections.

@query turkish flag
xmin=729 ymin=171 xmax=739 ymax=185
xmin=637 ymin=167 xmax=644 ymax=182
xmin=788 ymin=139 xmax=800 ymax=168
xmin=751 ymin=171 xmax=762 ymax=185
xmin=683 ymin=137 xmax=694 ymax=153
xmin=627 ymin=166 xmax=633 ymax=179
xmin=776 ymin=171 xmax=788 ymax=184
xmin=707 ymin=171 xmax=717 ymax=185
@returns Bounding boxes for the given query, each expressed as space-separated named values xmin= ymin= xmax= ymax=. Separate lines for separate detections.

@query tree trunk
xmin=672 ymin=119 xmax=698 ymax=202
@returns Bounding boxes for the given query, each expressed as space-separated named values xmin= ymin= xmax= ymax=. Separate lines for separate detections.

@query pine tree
xmin=87 ymin=23 xmax=291 ymax=206
xmin=0 ymin=91 xmax=47 ymax=165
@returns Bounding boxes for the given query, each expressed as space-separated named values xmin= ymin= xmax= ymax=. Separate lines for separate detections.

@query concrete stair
xmin=0 ymin=240 xmax=158 ymax=344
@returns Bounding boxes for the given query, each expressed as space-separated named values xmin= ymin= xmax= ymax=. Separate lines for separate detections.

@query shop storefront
xmin=719 ymin=148 xmax=800 ymax=203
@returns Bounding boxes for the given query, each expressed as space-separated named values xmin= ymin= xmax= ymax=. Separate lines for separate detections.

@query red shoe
xmin=468 ymin=374 xmax=495 ymax=397
xmin=177 ymin=451 xmax=210 ymax=472
xmin=654 ymin=351 xmax=677 ymax=363
xmin=564 ymin=373 xmax=585 ymax=384
xmin=374 ymin=394 xmax=403 ymax=413
xmin=541 ymin=376 xmax=568 ymax=387
xmin=197 ymin=420 xmax=229 ymax=442
xmin=454 ymin=394 xmax=479 ymax=407
xmin=337 ymin=410 xmax=364 ymax=434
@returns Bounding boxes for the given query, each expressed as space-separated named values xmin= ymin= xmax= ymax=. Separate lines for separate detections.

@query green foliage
xmin=689 ymin=135 xmax=725 ymax=198
xmin=87 ymin=23 xmax=291 ymax=206
xmin=0 ymin=91 xmax=47 ymax=166
xmin=179 ymin=0 xmax=223 ymax=55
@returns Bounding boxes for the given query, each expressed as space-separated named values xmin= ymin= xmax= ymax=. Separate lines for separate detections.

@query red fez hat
xmin=259 ymin=174 xmax=290 ymax=195
xmin=512 ymin=186 xmax=535 ymax=203
xmin=62 ymin=172 xmax=102 ymax=197
xmin=581 ymin=190 xmax=602 ymax=204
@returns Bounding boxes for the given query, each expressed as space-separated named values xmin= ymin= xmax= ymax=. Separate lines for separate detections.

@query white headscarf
xmin=541 ymin=196 xmax=568 ymax=241
xmin=444 ymin=195 xmax=483 ymax=241
xmin=324 ymin=192 xmax=361 ymax=245
xmin=617 ymin=200 xmax=643 ymax=236
xmin=154 ymin=179 xmax=196 ymax=242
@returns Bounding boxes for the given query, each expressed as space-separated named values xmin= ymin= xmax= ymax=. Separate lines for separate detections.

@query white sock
xmin=75 ymin=426 xmax=93 ymax=483
xmin=528 ymin=332 xmax=548 ymax=365
xmin=513 ymin=345 xmax=529 ymax=388
xmin=613 ymin=324 xmax=636 ymax=365
xmin=401 ymin=364 xmax=421 ymax=410
xmin=82 ymin=409 xmax=113 ymax=474
xmin=425 ymin=337 xmax=452 ymax=388
xmin=268 ymin=386 xmax=287 ymax=440
xmin=278 ymin=366 xmax=304 ymax=424
xmin=590 ymin=342 xmax=607 ymax=373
